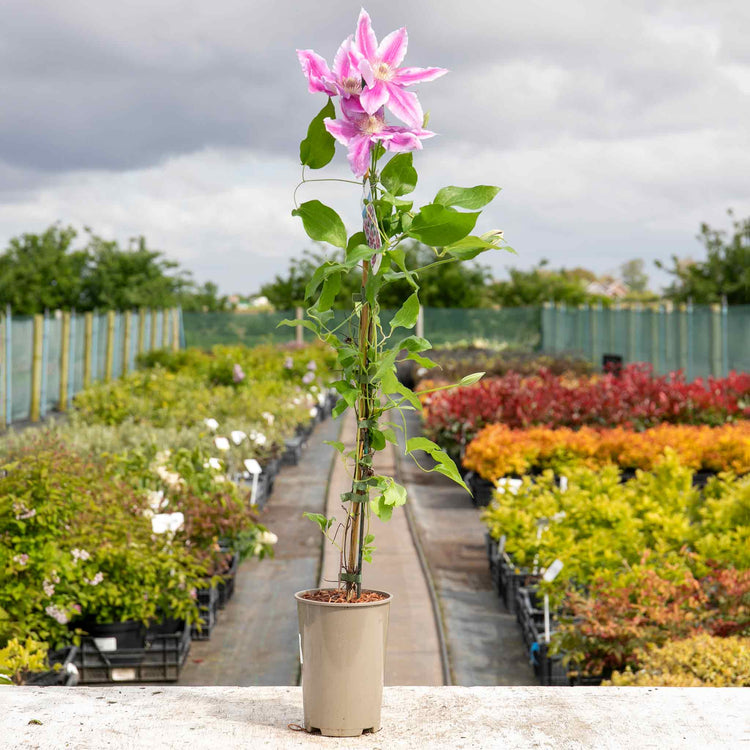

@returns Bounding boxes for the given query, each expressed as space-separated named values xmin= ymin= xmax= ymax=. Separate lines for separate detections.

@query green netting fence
xmin=541 ymin=302 xmax=750 ymax=378
xmin=0 ymin=308 xmax=180 ymax=427
xmin=182 ymin=307 xmax=542 ymax=351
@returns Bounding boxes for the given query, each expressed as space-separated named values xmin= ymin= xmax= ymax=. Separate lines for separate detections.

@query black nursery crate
xmin=282 ymin=435 xmax=305 ymax=466
xmin=532 ymin=641 xmax=570 ymax=687
xmin=467 ymin=472 xmax=495 ymax=507
xmin=25 ymin=646 xmax=79 ymax=687
xmin=217 ymin=554 xmax=240 ymax=609
xmin=191 ymin=583 xmax=219 ymax=641
xmin=265 ymin=457 xmax=281 ymax=494
xmin=74 ymin=622 xmax=190 ymax=684
xmin=499 ymin=556 xmax=539 ymax=613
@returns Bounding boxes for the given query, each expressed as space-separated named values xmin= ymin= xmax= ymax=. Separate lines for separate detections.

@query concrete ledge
xmin=3 ymin=686 xmax=748 ymax=749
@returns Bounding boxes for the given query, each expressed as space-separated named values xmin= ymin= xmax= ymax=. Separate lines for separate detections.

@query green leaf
xmin=303 ymin=512 xmax=334 ymax=533
xmin=397 ymin=335 xmax=431 ymax=353
xmin=370 ymin=429 xmax=386 ymax=451
xmin=380 ymin=153 xmax=417 ymax=196
xmin=459 ymin=371 xmax=485 ymax=386
xmin=292 ymin=200 xmax=347 ymax=249
xmin=406 ymin=437 xmax=469 ymax=493
xmin=445 ymin=236 xmax=494 ymax=260
xmin=434 ymin=185 xmax=501 ymax=210
xmin=347 ymin=231 xmax=367 ymax=250
xmin=408 ymin=205 xmax=479 ymax=247
xmin=370 ymin=478 xmax=407 ymax=521
xmin=345 ymin=244 xmax=376 ymax=268
xmin=390 ymin=292 xmax=420 ymax=332
xmin=323 ymin=440 xmax=346 ymax=453
xmin=332 ymin=398 xmax=348 ymax=418
xmin=304 ymin=261 xmax=337 ymax=300
xmin=315 ymin=272 xmax=341 ymax=312
xmin=299 ymin=99 xmax=336 ymax=169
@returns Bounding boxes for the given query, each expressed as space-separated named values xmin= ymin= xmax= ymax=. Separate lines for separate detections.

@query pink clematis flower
xmin=354 ymin=9 xmax=447 ymax=128
xmin=297 ymin=36 xmax=364 ymax=100
xmin=325 ymin=97 xmax=434 ymax=178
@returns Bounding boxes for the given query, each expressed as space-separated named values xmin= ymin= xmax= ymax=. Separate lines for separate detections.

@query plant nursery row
xmin=0 ymin=343 xmax=338 ymax=686
xmin=421 ymin=358 xmax=749 ymax=687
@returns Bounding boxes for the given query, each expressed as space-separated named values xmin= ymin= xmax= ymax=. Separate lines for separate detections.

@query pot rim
xmin=295 ymin=588 xmax=392 ymax=608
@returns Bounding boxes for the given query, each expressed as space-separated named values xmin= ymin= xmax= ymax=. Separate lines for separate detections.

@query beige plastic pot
xmin=295 ymin=589 xmax=392 ymax=737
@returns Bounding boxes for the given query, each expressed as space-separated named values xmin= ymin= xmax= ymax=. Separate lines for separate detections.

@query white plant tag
xmin=111 ymin=668 xmax=137 ymax=682
xmin=94 ymin=637 xmax=117 ymax=652
xmin=243 ymin=459 xmax=262 ymax=475
xmin=543 ymin=558 xmax=564 ymax=583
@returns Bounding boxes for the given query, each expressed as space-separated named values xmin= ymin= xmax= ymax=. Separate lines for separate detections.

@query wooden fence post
xmin=161 ymin=308 xmax=169 ymax=349
xmin=59 ymin=311 xmax=71 ymax=411
xmin=30 ymin=314 xmax=44 ymax=422
xmin=295 ymin=306 xmax=304 ymax=345
xmin=138 ymin=308 xmax=146 ymax=355
xmin=151 ymin=309 xmax=158 ymax=351
xmin=0 ymin=311 xmax=5 ymax=430
xmin=172 ymin=309 xmax=180 ymax=352
xmin=83 ymin=312 xmax=94 ymax=387
xmin=122 ymin=311 xmax=132 ymax=374
xmin=105 ymin=310 xmax=115 ymax=383
xmin=710 ymin=303 xmax=723 ymax=377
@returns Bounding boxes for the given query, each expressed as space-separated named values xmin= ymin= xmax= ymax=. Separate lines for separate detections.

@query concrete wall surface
xmin=1 ymin=685 xmax=748 ymax=749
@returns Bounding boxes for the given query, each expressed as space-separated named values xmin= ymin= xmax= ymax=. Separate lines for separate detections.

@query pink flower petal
xmin=347 ymin=134 xmax=374 ymax=178
xmin=297 ymin=49 xmax=336 ymax=95
xmin=384 ymin=128 xmax=434 ymax=152
xmin=377 ymin=27 xmax=408 ymax=68
xmin=355 ymin=8 xmax=378 ymax=61
xmin=332 ymin=36 xmax=363 ymax=97
xmin=393 ymin=66 xmax=448 ymax=86
xmin=324 ymin=117 xmax=360 ymax=145
xmin=360 ymin=79 xmax=390 ymax=115
xmin=384 ymin=82 xmax=424 ymax=128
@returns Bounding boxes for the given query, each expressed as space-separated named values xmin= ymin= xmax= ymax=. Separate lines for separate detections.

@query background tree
xmin=620 ymin=258 xmax=649 ymax=293
xmin=658 ymin=210 xmax=750 ymax=304
xmin=487 ymin=260 xmax=611 ymax=307
xmin=0 ymin=224 xmax=228 ymax=313
xmin=0 ymin=225 xmax=87 ymax=314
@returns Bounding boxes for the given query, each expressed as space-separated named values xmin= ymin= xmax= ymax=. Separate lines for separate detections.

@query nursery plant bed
xmin=24 ymin=646 xmax=80 ymax=687
xmin=74 ymin=621 xmax=191 ymax=684
xmin=191 ymin=583 xmax=219 ymax=641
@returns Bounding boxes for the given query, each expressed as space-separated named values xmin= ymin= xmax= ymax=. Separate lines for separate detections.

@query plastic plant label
xmin=93 ymin=637 xmax=117 ymax=652
xmin=244 ymin=459 xmax=262 ymax=475
xmin=498 ymin=534 xmax=506 ymax=555
xmin=111 ymin=668 xmax=137 ymax=682
xmin=543 ymin=558 xmax=564 ymax=582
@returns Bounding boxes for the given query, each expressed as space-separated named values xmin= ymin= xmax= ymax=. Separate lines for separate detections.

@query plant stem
xmin=343 ymin=156 xmax=380 ymax=600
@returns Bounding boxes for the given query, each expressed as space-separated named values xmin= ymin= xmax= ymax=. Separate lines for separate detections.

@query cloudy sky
xmin=0 ymin=0 xmax=748 ymax=294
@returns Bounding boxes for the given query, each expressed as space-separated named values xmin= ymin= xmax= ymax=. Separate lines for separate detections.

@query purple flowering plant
xmin=290 ymin=9 xmax=511 ymax=599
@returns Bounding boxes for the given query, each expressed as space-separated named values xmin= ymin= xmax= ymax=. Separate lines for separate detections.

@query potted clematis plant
xmin=291 ymin=9 xmax=510 ymax=736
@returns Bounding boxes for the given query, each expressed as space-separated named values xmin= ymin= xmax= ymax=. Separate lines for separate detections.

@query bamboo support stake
xmin=83 ymin=313 xmax=93 ymax=387
xmin=122 ymin=311 xmax=132 ymax=374
xmin=105 ymin=310 xmax=115 ymax=382
xmin=30 ymin=314 xmax=44 ymax=422
xmin=59 ymin=311 xmax=71 ymax=411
